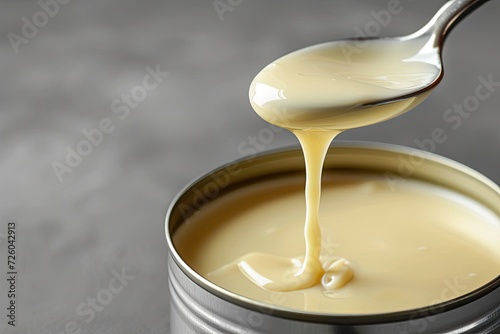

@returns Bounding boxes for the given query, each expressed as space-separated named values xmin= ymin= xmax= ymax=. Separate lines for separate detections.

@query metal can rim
xmin=165 ymin=140 xmax=500 ymax=325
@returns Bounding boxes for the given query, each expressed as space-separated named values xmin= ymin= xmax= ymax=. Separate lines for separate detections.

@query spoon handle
xmin=417 ymin=0 xmax=491 ymax=46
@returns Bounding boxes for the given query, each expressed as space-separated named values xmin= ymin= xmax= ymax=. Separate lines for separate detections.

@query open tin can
xmin=166 ymin=142 xmax=500 ymax=334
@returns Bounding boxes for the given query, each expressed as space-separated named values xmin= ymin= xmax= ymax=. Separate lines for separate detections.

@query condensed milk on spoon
xmin=172 ymin=38 xmax=500 ymax=313
xmin=240 ymin=37 xmax=441 ymax=292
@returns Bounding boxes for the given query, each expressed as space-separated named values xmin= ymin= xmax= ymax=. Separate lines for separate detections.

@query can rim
xmin=165 ymin=141 xmax=500 ymax=325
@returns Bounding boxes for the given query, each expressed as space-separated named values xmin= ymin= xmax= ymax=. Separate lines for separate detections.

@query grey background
xmin=0 ymin=0 xmax=498 ymax=333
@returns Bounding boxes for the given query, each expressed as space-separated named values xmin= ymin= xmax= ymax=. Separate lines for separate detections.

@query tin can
xmin=166 ymin=142 xmax=500 ymax=334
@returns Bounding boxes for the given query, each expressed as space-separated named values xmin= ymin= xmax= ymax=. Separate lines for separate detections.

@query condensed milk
xmin=248 ymin=37 xmax=438 ymax=131
xmin=167 ymin=5 xmax=499 ymax=332
xmin=229 ymin=38 xmax=442 ymax=294
xmin=174 ymin=170 xmax=500 ymax=314
xmin=171 ymin=35 xmax=499 ymax=316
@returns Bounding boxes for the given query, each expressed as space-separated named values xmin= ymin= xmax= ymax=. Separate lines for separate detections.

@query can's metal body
xmin=166 ymin=142 xmax=500 ymax=334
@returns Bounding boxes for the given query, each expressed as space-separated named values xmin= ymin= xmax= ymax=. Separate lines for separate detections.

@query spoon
xmin=249 ymin=0 xmax=491 ymax=131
